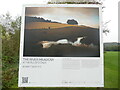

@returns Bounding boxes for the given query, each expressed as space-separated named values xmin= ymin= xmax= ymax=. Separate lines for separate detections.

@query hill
xmin=24 ymin=17 xmax=100 ymax=57
xmin=25 ymin=16 xmax=95 ymax=29
xmin=24 ymin=26 xmax=100 ymax=57
xmin=25 ymin=22 xmax=84 ymax=29
xmin=25 ymin=16 xmax=60 ymax=24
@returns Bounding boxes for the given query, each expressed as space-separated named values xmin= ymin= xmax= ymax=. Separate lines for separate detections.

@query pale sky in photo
xmin=0 ymin=0 xmax=119 ymax=42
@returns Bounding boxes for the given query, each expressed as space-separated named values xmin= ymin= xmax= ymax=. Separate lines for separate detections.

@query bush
xmin=1 ymin=14 xmax=21 ymax=88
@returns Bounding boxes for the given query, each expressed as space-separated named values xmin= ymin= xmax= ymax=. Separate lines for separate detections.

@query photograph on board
xmin=23 ymin=7 xmax=100 ymax=57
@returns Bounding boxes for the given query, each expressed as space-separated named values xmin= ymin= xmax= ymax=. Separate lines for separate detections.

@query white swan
xmin=56 ymin=39 xmax=69 ymax=44
xmin=39 ymin=41 xmax=57 ymax=48
xmin=72 ymin=37 xmax=85 ymax=46
xmin=39 ymin=39 xmax=69 ymax=48
xmin=39 ymin=39 xmax=70 ymax=48
xmin=39 ymin=37 xmax=86 ymax=48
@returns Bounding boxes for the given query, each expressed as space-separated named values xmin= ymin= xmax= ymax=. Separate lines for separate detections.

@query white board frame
xmin=18 ymin=4 xmax=104 ymax=87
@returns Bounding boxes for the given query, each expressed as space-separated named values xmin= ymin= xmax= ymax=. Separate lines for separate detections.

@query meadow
xmin=2 ymin=51 xmax=118 ymax=88
xmin=104 ymin=51 xmax=118 ymax=88
xmin=24 ymin=24 xmax=100 ymax=57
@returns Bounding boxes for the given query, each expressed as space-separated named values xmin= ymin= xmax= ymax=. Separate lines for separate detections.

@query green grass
xmin=104 ymin=51 xmax=118 ymax=88
xmin=2 ymin=51 xmax=118 ymax=88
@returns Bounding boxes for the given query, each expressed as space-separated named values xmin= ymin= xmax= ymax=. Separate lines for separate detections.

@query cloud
xmin=25 ymin=7 xmax=56 ymax=16
xmin=25 ymin=7 xmax=99 ymax=17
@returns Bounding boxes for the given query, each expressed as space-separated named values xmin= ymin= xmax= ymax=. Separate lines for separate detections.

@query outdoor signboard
xmin=18 ymin=4 xmax=104 ymax=87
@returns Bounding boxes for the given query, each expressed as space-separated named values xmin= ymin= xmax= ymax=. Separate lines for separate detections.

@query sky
xmin=102 ymin=0 xmax=119 ymax=43
xmin=26 ymin=7 xmax=99 ymax=28
xmin=0 ymin=0 xmax=119 ymax=42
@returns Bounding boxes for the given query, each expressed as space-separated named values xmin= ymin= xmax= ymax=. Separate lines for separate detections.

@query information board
xmin=18 ymin=4 xmax=104 ymax=87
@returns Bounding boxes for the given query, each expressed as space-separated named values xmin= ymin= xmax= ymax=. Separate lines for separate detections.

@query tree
xmin=0 ymin=13 xmax=21 ymax=88
xmin=0 ymin=13 xmax=21 ymax=62
xmin=67 ymin=19 xmax=78 ymax=25
xmin=0 ymin=13 xmax=21 ymax=33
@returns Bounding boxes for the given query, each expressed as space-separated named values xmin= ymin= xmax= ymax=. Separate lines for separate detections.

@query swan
xmin=39 ymin=39 xmax=71 ymax=48
xmin=39 ymin=41 xmax=57 ymax=48
xmin=56 ymin=39 xmax=69 ymax=44
xmin=72 ymin=37 xmax=85 ymax=46
xmin=39 ymin=36 xmax=86 ymax=48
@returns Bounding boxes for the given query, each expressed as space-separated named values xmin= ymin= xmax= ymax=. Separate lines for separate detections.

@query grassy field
xmin=2 ymin=51 xmax=118 ymax=88
xmin=25 ymin=22 xmax=82 ymax=29
xmin=104 ymin=51 xmax=118 ymax=88
xmin=24 ymin=25 xmax=99 ymax=57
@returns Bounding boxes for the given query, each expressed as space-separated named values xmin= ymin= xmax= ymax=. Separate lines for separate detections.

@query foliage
xmin=0 ymin=13 xmax=21 ymax=88
xmin=2 ymin=65 xmax=18 ymax=88
xmin=1 ymin=13 xmax=21 ymax=56
xmin=104 ymin=45 xmax=120 ymax=51
xmin=67 ymin=19 xmax=78 ymax=25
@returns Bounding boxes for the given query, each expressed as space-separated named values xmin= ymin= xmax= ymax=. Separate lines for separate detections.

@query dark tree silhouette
xmin=67 ymin=19 xmax=78 ymax=25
